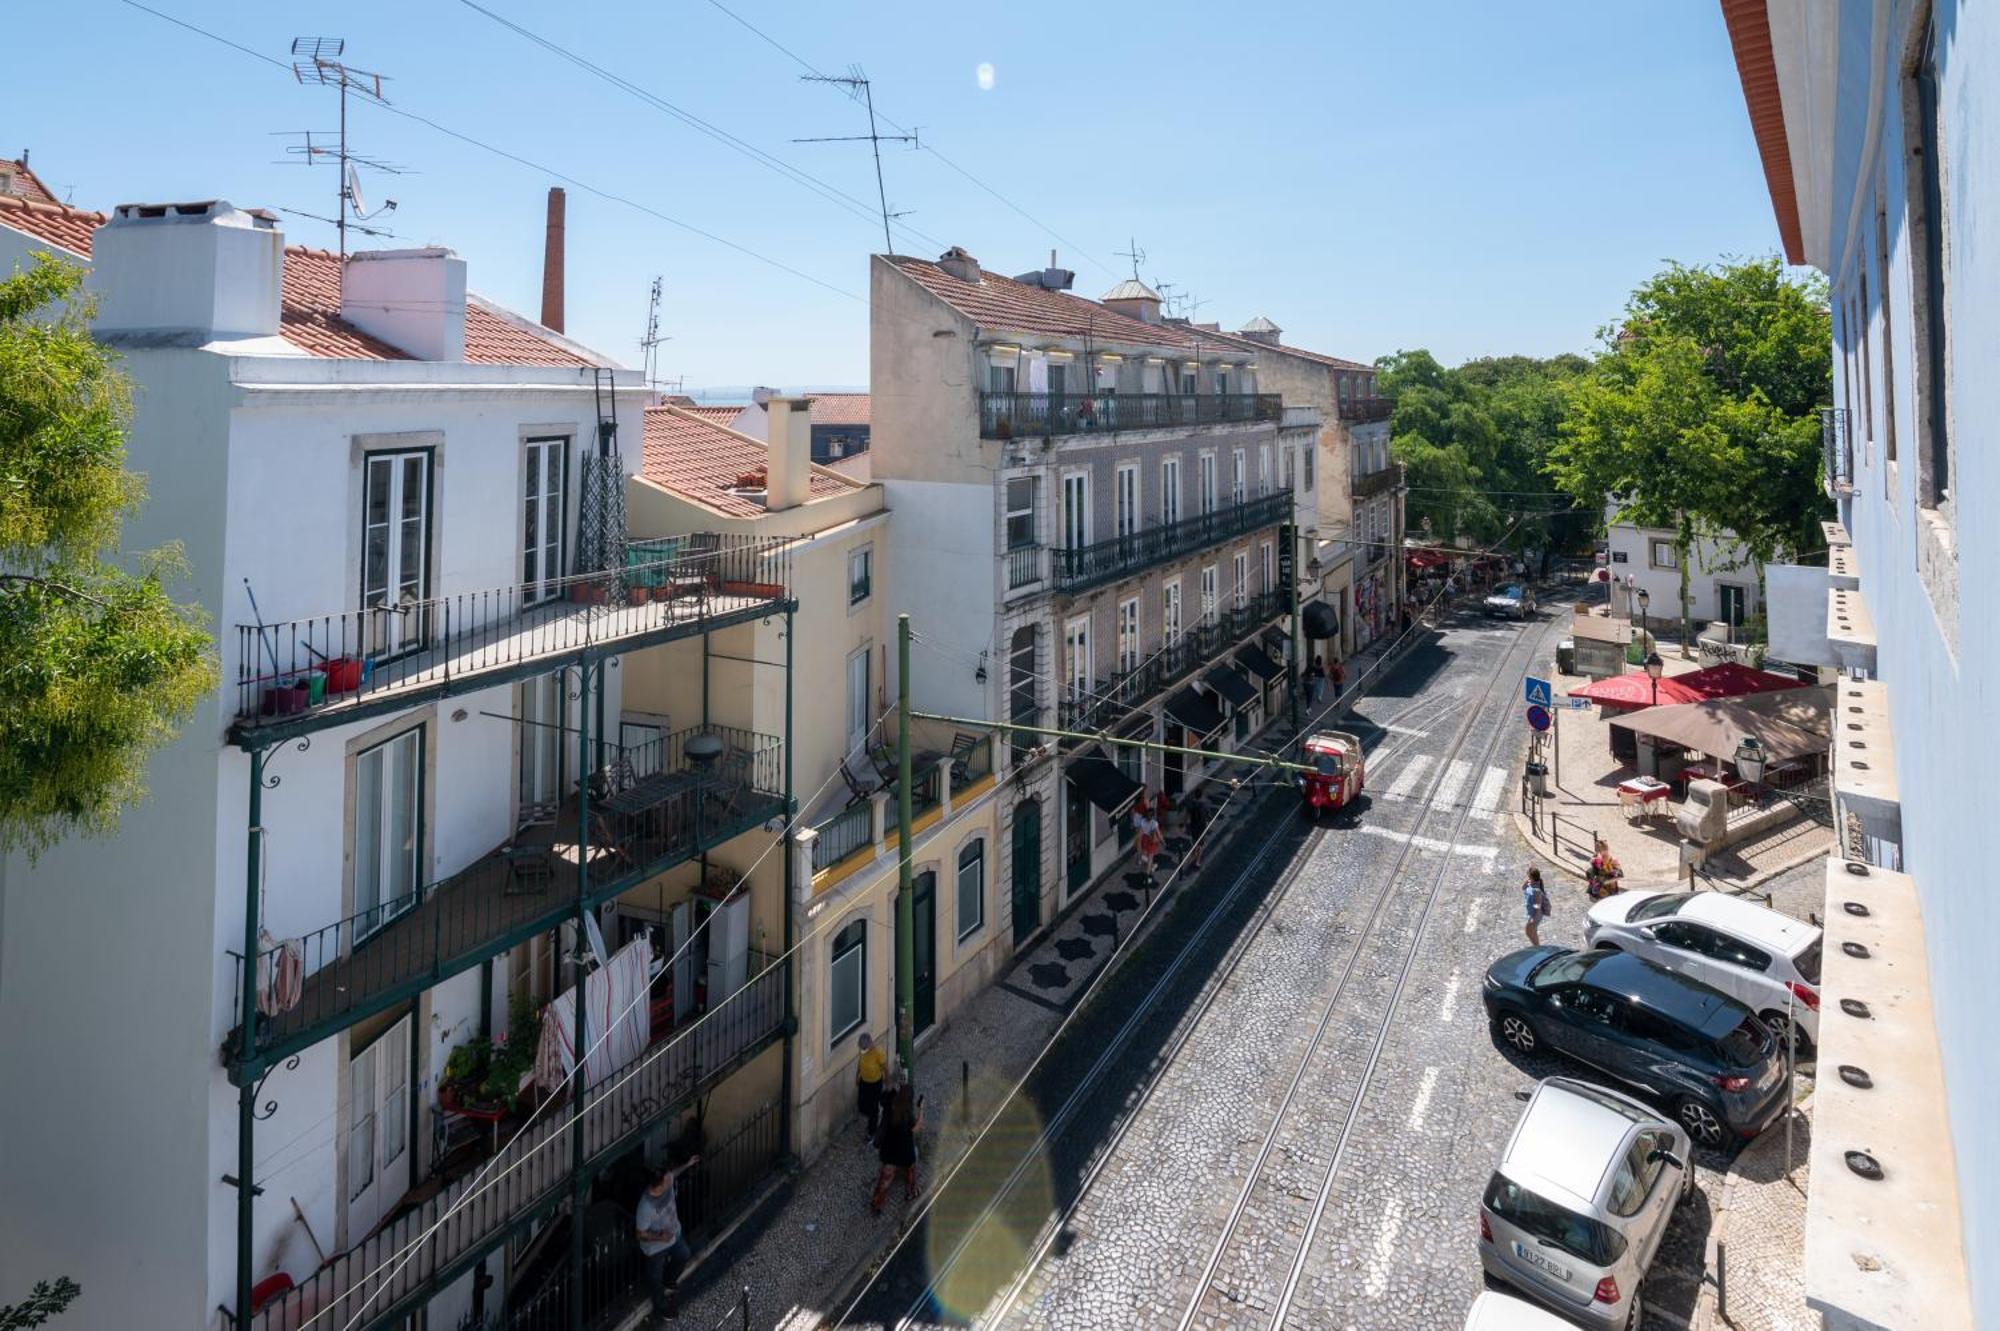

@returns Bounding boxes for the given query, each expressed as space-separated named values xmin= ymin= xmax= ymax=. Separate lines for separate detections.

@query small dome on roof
xmin=1240 ymin=315 xmax=1281 ymax=334
xmin=1101 ymin=278 xmax=1161 ymax=302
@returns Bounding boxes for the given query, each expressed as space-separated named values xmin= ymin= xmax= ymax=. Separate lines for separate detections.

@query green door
xmin=912 ymin=871 xmax=936 ymax=1035
xmin=1011 ymin=799 xmax=1042 ymax=944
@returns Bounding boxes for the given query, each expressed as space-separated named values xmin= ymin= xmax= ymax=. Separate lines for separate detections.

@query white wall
xmin=1604 ymin=520 xmax=1760 ymax=630
xmin=879 ymin=479 xmax=997 ymax=723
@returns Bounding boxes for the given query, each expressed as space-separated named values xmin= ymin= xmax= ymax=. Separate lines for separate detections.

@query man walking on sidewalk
xmin=855 ymin=1032 xmax=887 ymax=1144
xmin=637 ymin=1152 xmax=700 ymax=1321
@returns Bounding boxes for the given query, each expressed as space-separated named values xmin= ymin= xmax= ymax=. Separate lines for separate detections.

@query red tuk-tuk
xmin=1298 ymin=730 xmax=1365 ymax=818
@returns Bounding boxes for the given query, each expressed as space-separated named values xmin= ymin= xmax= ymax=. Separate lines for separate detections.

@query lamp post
xmin=1636 ymin=586 xmax=1650 ymax=652
xmin=1644 ymin=650 xmax=1664 ymax=708
xmin=1734 ymin=735 xmax=1767 ymax=803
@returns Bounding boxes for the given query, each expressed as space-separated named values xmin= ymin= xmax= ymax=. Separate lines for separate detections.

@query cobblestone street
xmin=834 ymin=601 xmax=1822 ymax=1331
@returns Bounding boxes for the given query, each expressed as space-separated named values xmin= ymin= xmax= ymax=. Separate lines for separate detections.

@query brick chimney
xmin=765 ymin=396 xmax=813 ymax=510
xmin=89 ymin=201 xmax=283 ymax=342
xmin=540 ymin=187 xmax=565 ymax=333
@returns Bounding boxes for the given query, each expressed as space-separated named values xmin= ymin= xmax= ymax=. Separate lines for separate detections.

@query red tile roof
xmin=463 ymin=294 xmax=598 ymax=367
xmin=1719 ymin=0 xmax=1806 ymax=265
xmin=808 ymin=393 xmax=869 ymax=426
xmin=1 ymin=157 xmax=60 ymax=206
xmin=640 ymin=405 xmax=860 ymax=517
xmin=0 ymin=193 xmax=104 ymax=258
xmin=889 ymin=255 xmax=1204 ymax=350
xmin=1199 ymin=322 xmax=1374 ymax=374
xmin=276 ymin=247 xmax=415 ymax=360
xmin=682 ymin=404 xmax=747 ymax=426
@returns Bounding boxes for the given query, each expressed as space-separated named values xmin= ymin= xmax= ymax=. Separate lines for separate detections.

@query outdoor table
xmin=1616 ymin=776 xmax=1673 ymax=821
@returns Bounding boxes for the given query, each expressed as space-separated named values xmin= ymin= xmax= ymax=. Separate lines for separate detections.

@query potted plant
xmin=438 ymin=1039 xmax=489 ymax=1111
xmin=626 ymin=584 xmax=649 ymax=607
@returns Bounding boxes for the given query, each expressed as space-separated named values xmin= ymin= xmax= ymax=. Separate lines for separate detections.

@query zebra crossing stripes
xmin=1432 ymin=758 xmax=1474 ymax=811
xmin=1469 ymin=764 xmax=1512 ymax=817
xmin=1381 ymin=754 xmax=1432 ymax=801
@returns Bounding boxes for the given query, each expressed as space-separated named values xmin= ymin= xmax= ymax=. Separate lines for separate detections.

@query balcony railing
xmin=1052 ymin=491 xmax=1291 ymax=594
xmin=979 ymin=392 xmax=1282 ymax=440
xmin=1352 ymin=462 xmax=1402 ymax=499
xmin=1006 ymin=544 xmax=1045 ymax=592
xmin=808 ymin=734 xmax=995 ymax=873
xmin=1821 ymin=406 xmax=1852 ymax=494
xmin=1338 ymin=396 xmax=1393 ymax=424
xmin=230 ymin=534 xmax=792 ymax=741
xmin=249 ymin=960 xmax=788 ymax=1331
xmin=1058 ymin=590 xmax=1287 ymax=731
xmin=227 ymin=725 xmax=785 ymax=1068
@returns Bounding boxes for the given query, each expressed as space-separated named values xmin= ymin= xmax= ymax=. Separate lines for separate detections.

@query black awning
xmin=1066 ymin=746 xmax=1143 ymax=815
xmin=1205 ymin=666 xmax=1258 ymax=709
xmin=1302 ymin=599 xmax=1341 ymax=640
xmin=1164 ymin=686 xmax=1226 ymax=736
xmin=1236 ymin=645 xmax=1284 ymax=682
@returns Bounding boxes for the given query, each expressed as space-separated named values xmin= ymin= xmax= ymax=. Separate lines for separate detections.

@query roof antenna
xmin=794 ymin=67 xmax=919 ymax=256
xmin=1114 ymin=236 xmax=1148 ymax=282
xmin=285 ymin=38 xmax=402 ymax=292
xmin=640 ymin=276 xmax=676 ymax=394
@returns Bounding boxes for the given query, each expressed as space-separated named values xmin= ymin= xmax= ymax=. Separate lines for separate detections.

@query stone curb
xmin=1689 ymin=1093 xmax=1815 ymax=1331
xmin=1509 ymin=805 xmax=1831 ymax=894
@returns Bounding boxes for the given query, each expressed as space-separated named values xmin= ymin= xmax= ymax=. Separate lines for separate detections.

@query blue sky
xmin=16 ymin=1 xmax=1781 ymax=393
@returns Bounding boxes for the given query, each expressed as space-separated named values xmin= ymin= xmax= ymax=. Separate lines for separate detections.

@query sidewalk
xmin=1693 ymin=1094 xmax=1815 ymax=1331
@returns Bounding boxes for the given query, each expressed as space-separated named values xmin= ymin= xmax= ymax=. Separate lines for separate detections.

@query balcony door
xmin=522 ymin=436 xmax=568 ymax=605
xmin=1200 ymin=565 xmax=1219 ymax=628
xmin=519 ymin=672 xmax=565 ymax=821
xmin=1115 ymin=465 xmax=1139 ymax=543
xmin=1117 ymin=598 xmax=1140 ymax=673
xmin=1198 ymin=454 xmax=1217 ymax=516
xmin=362 ymin=450 xmax=432 ymax=659
xmin=345 ymin=1013 xmax=411 ymax=1243
xmin=1065 ymin=616 xmax=1091 ymax=716
xmin=354 ymin=727 xmax=422 ymax=941
xmin=1163 ymin=580 xmax=1183 ymax=648
xmin=1161 ymin=458 xmax=1181 ymax=527
xmin=846 ymin=646 xmax=872 ymax=759
xmin=1062 ymin=473 xmax=1090 ymax=551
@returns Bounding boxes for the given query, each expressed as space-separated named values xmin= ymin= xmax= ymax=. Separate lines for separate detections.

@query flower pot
xmin=261 ymin=682 xmax=310 ymax=716
xmin=627 ymin=586 xmax=649 ymax=607
xmin=569 ymin=582 xmax=608 ymax=605
xmin=324 ymin=657 xmax=363 ymax=694
xmin=302 ymin=670 xmax=328 ymax=706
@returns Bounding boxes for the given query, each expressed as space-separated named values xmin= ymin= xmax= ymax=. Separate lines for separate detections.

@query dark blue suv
xmin=1483 ymin=946 xmax=1789 ymax=1147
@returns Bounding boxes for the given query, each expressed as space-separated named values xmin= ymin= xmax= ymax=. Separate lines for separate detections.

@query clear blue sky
xmin=15 ymin=1 xmax=1782 ymax=393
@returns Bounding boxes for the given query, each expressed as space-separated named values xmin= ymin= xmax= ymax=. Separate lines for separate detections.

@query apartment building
xmin=0 ymin=198 xmax=795 ymax=1331
xmin=1200 ymin=318 xmax=1403 ymax=653
xmin=1722 ymin=2 xmax=1983 ymax=1325
xmin=872 ymin=248 xmax=1321 ymax=920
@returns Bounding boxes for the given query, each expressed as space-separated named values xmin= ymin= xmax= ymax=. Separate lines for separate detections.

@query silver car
xmin=1484 ymin=583 xmax=1537 ymax=618
xmin=1478 ymin=1077 xmax=1693 ymax=1330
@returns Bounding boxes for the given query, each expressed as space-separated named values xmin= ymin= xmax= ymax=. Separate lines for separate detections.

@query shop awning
xmin=1164 ymin=686 xmax=1226 ymax=737
xmin=1302 ymin=599 xmax=1340 ymax=640
xmin=1236 ymin=644 xmax=1284 ymax=682
xmin=1066 ymin=746 xmax=1143 ymax=815
xmin=1571 ymin=662 xmax=1808 ymax=710
xmin=1613 ymin=685 xmax=1833 ymax=762
xmin=1204 ymin=666 xmax=1258 ymax=709
xmin=1407 ymin=549 xmax=1449 ymax=570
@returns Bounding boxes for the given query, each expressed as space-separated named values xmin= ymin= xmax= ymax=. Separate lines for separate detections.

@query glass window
xmin=1482 ymin=1174 xmax=1626 ymax=1266
xmin=354 ymin=727 xmax=422 ymax=937
xmin=829 ymin=918 xmax=865 ymax=1043
xmin=1200 ymin=565 xmax=1219 ymax=623
xmin=1198 ymin=454 xmax=1218 ymax=515
xmin=848 ymin=546 xmax=873 ymax=605
xmin=1163 ymin=580 xmax=1182 ymax=646
xmin=1529 ymin=950 xmax=1603 ymax=990
xmin=1629 ymin=893 xmax=1692 ymax=923
xmin=1907 ymin=6 xmax=1952 ymax=508
xmin=1065 ymin=616 xmax=1091 ymax=706
xmin=1715 ymin=1015 xmax=1771 ymax=1069
xmin=362 ymin=450 xmax=431 ymax=657
xmin=956 ymin=840 xmax=985 ymax=941
xmin=1620 ymin=1004 xmax=1697 ymax=1054
xmin=1648 ymin=539 xmax=1677 ymax=570
xmin=1005 ymin=477 xmax=1038 ymax=550
xmin=1605 ymin=1130 xmax=1671 ymax=1217
xmin=1233 ymin=552 xmax=1249 ymax=609
xmin=1116 ymin=465 xmax=1140 ymax=539
xmin=1231 ymin=450 xmax=1247 ymax=505
xmin=1301 ymin=445 xmax=1314 ymax=490
xmin=1792 ymin=938 xmax=1822 ymax=986
xmin=1008 ymin=626 xmax=1039 ymax=760
xmin=519 ymin=673 xmax=564 ymax=814
xmin=846 ymin=647 xmax=871 ymax=754
xmin=1063 ymin=473 xmax=1090 ymax=549
xmin=1161 ymin=458 xmax=1182 ymax=526
xmin=1118 ymin=598 xmax=1140 ymax=672
xmin=988 ymin=362 xmax=1016 ymax=394
xmin=522 ymin=437 xmax=567 ymax=604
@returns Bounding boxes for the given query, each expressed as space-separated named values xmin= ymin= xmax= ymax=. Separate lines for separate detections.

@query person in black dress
xmin=870 ymin=1082 xmax=923 ymax=1213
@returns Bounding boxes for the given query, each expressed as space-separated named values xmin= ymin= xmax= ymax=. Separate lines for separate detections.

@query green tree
xmin=0 ymin=1277 xmax=79 ymax=1330
xmin=0 ymin=256 xmax=215 ymax=855
xmin=1549 ymin=257 xmax=1830 ymax=651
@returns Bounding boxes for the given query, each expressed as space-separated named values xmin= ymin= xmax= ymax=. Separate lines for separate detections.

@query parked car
xmin=1464 ymin=1288 xmax=1588 ymax=1329
xmin=1482 ymin=946 xmax=1789 ymax=1147
xmin=1585 ymin=890 xmax=1822 ymax=1053
xmin=1478 ymin=1077 xmax=1692 ymax=1330
xmin=1484 ymin=583 xmax=1537 ymax=618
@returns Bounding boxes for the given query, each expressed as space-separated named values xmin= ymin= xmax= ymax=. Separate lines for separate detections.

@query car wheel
xmin=1494 ymin=1008 xmax=1539 ymax=1054
xmin=1760 ymin=1009 xmax=1814 ymax=1060
xmin=1680 ymin=1160 xmax=1697 ymax=1203
xmin=1623 ymin=1288 xmax=1645 ymax=1330
xmin=1676 ymin=1098 xmax=1727 ymax=1148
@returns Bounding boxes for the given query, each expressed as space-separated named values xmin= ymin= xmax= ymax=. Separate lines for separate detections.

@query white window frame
xmin=519 ymin=672 xmax=565 ymax=816
xmin=1281 ymin=445 xmax=1296 ymax=492
xmin=1163 ymin=579 xmax=1183 ymax=646
xmin=522 ymin=436 xmax=567 ymax=605
xmin=1258 ymin=445 xmax=1271 ymax=497
xmin=1062 ymin=471 xmax=1091 ymax=550
xmin=1302 ymin=443 xmax=1314 ymax=491
xmin=1648 ymin=538 xmax=1677 ymax=571
xmin=848 ymin=544 xmax=874 ymax=607
xmin=1198 ymin=452 xmax=1218 ymax=516
xmin=1261 ymin=541 xmax=1275 ymax=596
xmin=846 ymin=645 xmax=872 ymax=756
xmin=361 ymin=448 xmax=432 ymax=658
xmin=988 ymin=361 xmax=1017 ymax=394
xmin=956 ymin=839 xmax=986 ymax=942
xmin=1200 ymin=565 xmax=1219 ymax=623
xmin=345 ymin=1012 xmax=411 ymax=1242
xmin=1004 ymin=475 xmax=1038 ymax=550
xmin=1065 ymin=615 xmax=1092 ymax=704
xmin=1231 ymin=449 xmax=1247 ymax=506
xmin=1115 ymin=463 xmax=1140 ymax=539
xmin=1161 ymin=456 xmax=1182 ymax=527
xmin=1117 ymin=597 xmax=1141 ymax=672
xmin=1233 ymin=551 xmax=1250 ymax=609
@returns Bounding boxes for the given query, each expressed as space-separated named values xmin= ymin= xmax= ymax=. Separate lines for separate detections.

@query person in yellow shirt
xmin=855 ymin=1032 xmax=888 ymax=1143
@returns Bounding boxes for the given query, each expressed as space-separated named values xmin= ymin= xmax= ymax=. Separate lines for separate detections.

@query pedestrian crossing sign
xmin=1524 ymin=676 xmax=1553 ymax=708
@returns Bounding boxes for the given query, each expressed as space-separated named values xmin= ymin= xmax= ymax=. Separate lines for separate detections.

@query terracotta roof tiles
xmin=640 ymin=406 xmax=859 ymax=518
xmin=807 ymin=393 xmax=869 ymax=426
xmin=888 ymin=255 xmax=1202 ymax=350
xmin=463 ymin=294 xmax=597 ymax=367
xmin=1719 ymin=0 xmax=1806 ymax=264
xmin=1 ymin=158 xmax=60 ymax=207
xmin=276 ymin=247 xmax=415 ymax=360
xmin=0 ymin=193 xmax=103 ymax=258
xmin=681 ymin=404 xmax=747 ymax=426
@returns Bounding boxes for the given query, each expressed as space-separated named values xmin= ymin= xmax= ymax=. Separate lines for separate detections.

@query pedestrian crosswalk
xmin=1432 ymin=758 xmax=1474 ymax=810
xmin=1375 ymin=755 xmax=1512 ymax=821
xmin=1469 ymin=764 xmax=1512 ymax=816
xmin=1381 ymin=754 xmax=1432 ymax=801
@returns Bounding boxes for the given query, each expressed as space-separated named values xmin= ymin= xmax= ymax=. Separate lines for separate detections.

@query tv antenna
xmin=639 ymin=276 xmax=674 ymax=389
xmin=1115 ymin=237 xmax=1147 ymax=282
xmin=286 ymin=37 xmax=401 ymax=278
xmin=794 ymin=68 xmax=918 ymax=255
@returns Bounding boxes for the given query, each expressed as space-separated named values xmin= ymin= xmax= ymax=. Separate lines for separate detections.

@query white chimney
xmin=340 ymin=247 xmax=468 ymax=361
xmin=90 ymin=201 xmax=283 ymax=342
xmin=765 ymin=396 xmax=813 ymax=511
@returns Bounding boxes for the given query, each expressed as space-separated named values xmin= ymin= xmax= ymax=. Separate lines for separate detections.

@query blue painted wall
xmin=1823 ymin=0 xmax=1996 ymax=1317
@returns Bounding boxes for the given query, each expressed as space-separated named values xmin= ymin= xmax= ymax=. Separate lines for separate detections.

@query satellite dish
xmin=345 ymin=162 xmax=367 ymax=216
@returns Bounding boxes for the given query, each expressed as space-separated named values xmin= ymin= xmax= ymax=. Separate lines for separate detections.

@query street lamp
xmin=1635 ymin=586 xmax=1650 ymax=651
xmin=1643 ymin=650 xmax=1664 ymax=707
xmin=1734 ymin=734 xmax=1767 ymax=797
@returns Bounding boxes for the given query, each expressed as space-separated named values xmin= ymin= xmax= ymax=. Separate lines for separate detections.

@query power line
xmin=114 ymin=0 xmax=863 ymax=302
xmin=698 ymin=0 xmax=1121 ymax=279
xmin=454 ymin=0 xmax=948 ymax=256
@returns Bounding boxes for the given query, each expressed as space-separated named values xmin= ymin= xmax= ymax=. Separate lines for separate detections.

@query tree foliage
xmin=0 ymin=1277 xmax=80 ymax=1330
xmin=1375 ymin=348 xmax=1590 ymax=556
xmin=0 ymin=256 xmax=215 ymax=856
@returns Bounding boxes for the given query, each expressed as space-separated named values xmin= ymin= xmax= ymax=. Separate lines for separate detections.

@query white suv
xmin=1584 ymin=890 xmax=1822 ymax=1052
xmin=1479 ymin=1077 xmax=1693 ymax=1331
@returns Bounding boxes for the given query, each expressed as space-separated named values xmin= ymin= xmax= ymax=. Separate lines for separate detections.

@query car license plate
xmin=1512 ymin=1240 xmax=1572 ymax=1282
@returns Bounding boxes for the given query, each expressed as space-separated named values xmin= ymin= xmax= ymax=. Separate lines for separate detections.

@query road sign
xmin=1524 ymin=676 xmax=1553 ymax=708
xmin=1555 ymin=696 xmax=1593 ymax=709
xmin=1525 ymin=704 xmax=1552 ymax=732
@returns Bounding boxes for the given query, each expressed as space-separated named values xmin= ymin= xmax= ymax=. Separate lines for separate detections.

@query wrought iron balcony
xmin=246 ymin=959 xmax=788 ymax=1331
xmin=226 ymin=725 xmax=785 ymax=1071
xmin=979 ymin=392 xmax=1282 ymax=439
xmin=1352 ymin=462 xmax=1402 ymax=499
xmin=1821 ymin=405 xmax=1853 ymax=494
xmin=1005 ymin=543 xmax=1046 ymax=593
xmin=1338 ymin=396 xmax=1393 ymax=424
xmin=808 ymin=733 xmax=995 ymax=873
xmin=1058 ymin=590 xmax=1287 ymax=732
xmin=229 ymin=534 xmax=793 ymax=746
xmin=1053 ymin=492 xmax=1292 ymax=594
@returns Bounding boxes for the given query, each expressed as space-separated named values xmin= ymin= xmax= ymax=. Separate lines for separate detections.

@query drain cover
xmin=1843 ymin=900 xmax=1871 ymax=917
xmin=1845 ymin=1150 xmax=1885 ymax=1181
xmin=1843 ymin=941 xmax=1872 ymax=959
xmin=1838 ymin=1064 xmax=1874 ymax=1089
xmin=1841 ymin=997 xmax=1873 ymax=1019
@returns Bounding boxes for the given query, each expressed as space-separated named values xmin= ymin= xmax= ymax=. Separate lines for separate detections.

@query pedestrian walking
xmin=1330 ymin=658 xmax=1347 ymax=697
xmin=870 ymin=1082 xmax=924 ymax=1214
xmin=855 ymin=1032 xmax=887 ymax=1143
xmin=1521 ymin=867 xmax=1552 ymax=945
xmin=636 ymin=1152 xmax=700 ymax=1321
xmin=1307 ymin=656 xmax=1327 ymax=704
xmin=1185 ymin=797 xmax=1208 ymax=870
xmin=1586 ymin=838 xmax=1625 ymax=902
xmin=1133 ymin=792 xmax=1163 ymax=879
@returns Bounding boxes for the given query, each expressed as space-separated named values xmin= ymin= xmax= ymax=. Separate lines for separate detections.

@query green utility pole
xmin=568 ymin=659 xmax=593 ymax=1331
xmin=1284 ymin=523 xmax=1303 ymax=733
xmin=895 ymin=614 xmax=917 ymax=1081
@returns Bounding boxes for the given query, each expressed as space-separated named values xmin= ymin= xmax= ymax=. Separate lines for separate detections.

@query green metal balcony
xmin=225 ymin=726 xmax=785 ymax=1075
xmin=979 ymin=391 xmax=1281 ymax=439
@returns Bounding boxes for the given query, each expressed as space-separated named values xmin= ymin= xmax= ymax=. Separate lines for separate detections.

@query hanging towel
xmin=536 ymin=933 xmax=654 ymax=1092
xmin=256 ymin=928 xmax=304 ymax=1017
xmin=1026 ymin=354 xmax=1048 ymax=395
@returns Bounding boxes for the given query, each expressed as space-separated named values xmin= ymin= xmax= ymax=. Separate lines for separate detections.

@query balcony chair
xmin=948 ymin=731 xmax=981 ymax=784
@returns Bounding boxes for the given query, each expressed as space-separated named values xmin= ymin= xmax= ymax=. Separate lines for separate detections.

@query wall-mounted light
xmin=451 ymin=708 xmax=469 ymax=723
xmin=975 ymin=650 xmax=989 ymax=685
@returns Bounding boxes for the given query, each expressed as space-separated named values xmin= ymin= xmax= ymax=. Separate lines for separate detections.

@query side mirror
xmin=1648 ymin=1148 xmax=1686 ymax=1171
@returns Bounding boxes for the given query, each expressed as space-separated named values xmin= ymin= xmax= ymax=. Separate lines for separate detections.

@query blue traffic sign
xmin=1526 ymin=704 xmax=1552 ymax=732
xmin=1524 ymin=676 xmax=1553 ymax=708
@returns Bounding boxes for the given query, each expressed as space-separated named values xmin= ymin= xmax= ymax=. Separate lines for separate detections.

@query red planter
xmin=719 ymin=580 xmax=787 ymax=599
xmin=324 ymin=657 xmax=363 ymax=694
xmin=569 ymin=582 xmax=608 ymax=605
xmin=261 ymin=682 xmax=310 ymax=716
